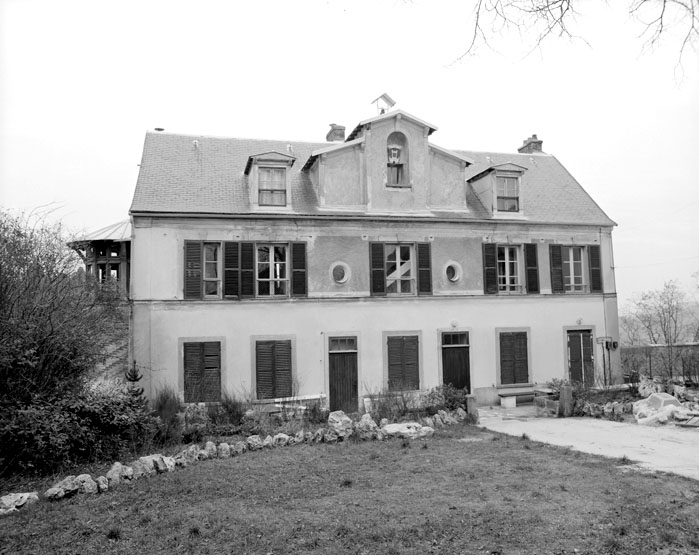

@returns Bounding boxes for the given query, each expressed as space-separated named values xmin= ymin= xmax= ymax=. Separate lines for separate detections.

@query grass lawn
xmin=1 ymin=424 xmax=698 ymax=555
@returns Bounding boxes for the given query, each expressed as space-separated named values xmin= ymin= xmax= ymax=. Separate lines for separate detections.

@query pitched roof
xmin=70 ymin=219 xmax=132 ymax=244
xmin=130 ymin=131 xmax=615 ymax=227
xmin=460 ymin=150 xmax=615 ymax=226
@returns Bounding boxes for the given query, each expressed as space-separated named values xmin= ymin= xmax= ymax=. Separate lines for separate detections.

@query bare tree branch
xmin=457 ymin=0 xmax=699 ymax=62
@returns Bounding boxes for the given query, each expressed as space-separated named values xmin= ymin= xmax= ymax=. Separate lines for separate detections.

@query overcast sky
xmin=1 ymin=0 xmax=697 ymax=306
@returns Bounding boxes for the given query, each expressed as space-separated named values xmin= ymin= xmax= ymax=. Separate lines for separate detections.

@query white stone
xmin=204 ymin=441 xmax=218 ymax=458
xmin=455 ymin=407 xmax=468 ymax=421
xmin=75 ymin=474 xmax=98 ymax=494
xmin=328 ymin=410 xmax=354 ymax=438
xmin=273 ymin=433 xmax=290 ymax=447
xmin=262 ymin=435 xmax=274 ymax=448
xmin=382 ymin=422 xmax=434 ymax=439
xmin=246 ymin=435 xmax=263 ymax=450
xmin=96 ymin=476 xmax=108 ymax=492
xmin=0 ymin=507 xmax=18 ymax=516
xmin=647 ymin=392 xmax=682 ymax=411
xmin=355 ymin=413 xmax=379 ymax=440
xmin=132 ymin=458 xmax=156 ymax=479
xmin=44 ymin=487 xmax=64 ymax=501
xmin=0 ymin=492 xmax=38 ymax=510
xmin=294 ymin=431 xmax=306 ymax=444
xmin=217 ymin=443 xmax=231 ymax=458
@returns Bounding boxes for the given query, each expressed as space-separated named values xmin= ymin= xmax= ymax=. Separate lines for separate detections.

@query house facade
xmin=129 ymin=109 xmax=621 ymax=410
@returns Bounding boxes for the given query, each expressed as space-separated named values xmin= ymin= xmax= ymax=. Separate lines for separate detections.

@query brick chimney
xmin=518 ymin=134 xmax=543 ymax=154
xmin=326 ymin=123 xmax=346 ymax=142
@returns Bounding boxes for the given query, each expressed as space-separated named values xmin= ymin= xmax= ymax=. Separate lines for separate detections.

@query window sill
xmin=492 ymin=211 xmax=527 ymax=220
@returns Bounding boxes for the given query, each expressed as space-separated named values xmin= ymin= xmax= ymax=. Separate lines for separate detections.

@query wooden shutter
xmin=513 ymin=332 xmax=529 ymax=384
xmin=240 ymin=242 xmax=255 ymax=297
xmin=256 ymin=340 xmax=292 ymax=400
xmin=184 ymin=241 xmax=202 ymax=300
xmin=588 ymin=245 xmax=603 ymax=293
xmin=549 ymin=245 xmax=564 ymax=293
xmin=184 ymin=342 xmax=203 ymax=402
xmin=223 ymin=242 xmax=240 ymax=298
xmin=184 ymin=342 xmax=221 ymax=402
xmin=291 ymin=242 xmax=307 ymax=297
xmin=483 ymin=243 xmax=497 ymax=294
xmin=524 ymin=243 xmax=539 ymax=294
xmin=256 ymin=341 xmax=275 ymax=399
xmin=274 ymin=340 xmax=292 ymax=397
xmin=403 ymin=335 xmax=420 ymax=390
xmin=387 ymin=336 xmax=404 ymax=391
xmin=499 ymin=333 xmax=515 ymax=385
xmin=370 ymin=243 xmax=386 ymax=296
xmin=202 ymin=342 xmax=221 ymax=402
xmin=387 ymin=335 xmax=419 ymax=391
xmin=416 ymin=242 xmax=432 ymax=295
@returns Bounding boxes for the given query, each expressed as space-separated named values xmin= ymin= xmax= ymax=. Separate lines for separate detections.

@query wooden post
xmin=558 ymin=385 xmax=574 ymax=417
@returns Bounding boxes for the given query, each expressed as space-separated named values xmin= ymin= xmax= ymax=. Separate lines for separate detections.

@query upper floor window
xmin=496 ymin=174 xmax=520 ymax=212
xmin=483 ymin=243 xmax=539 ymax=295
xmin=184 ymin=241 xmax=306 ymax=300
xmin=258 ymin=167 xmax=287 ymax=206
xmin=244 ymin=151 xmax=295 ymax=209
xmin=550 ymin=244 xmax=603 ymax=294
xmin=497 ymin=246 xmax=522 ymax=293
xmin=370 ymin=242 xmax=432 ymax=296
xmin=386 ymin=131 xmax=409 ymax=188
xmin=256 ymin=244 xmax=288 ymax=296
xmin=203 ymin=242 xmax=221 ymax=297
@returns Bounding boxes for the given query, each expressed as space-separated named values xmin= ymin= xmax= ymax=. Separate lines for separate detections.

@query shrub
xmin=207 ymin=391 xmax=247 ymax=433
xmin=0 ymin=386 xmax=157 ymax=475
xmin=303 ymin=400 xmax=327 ymax=425
xmin=369 ymin=390 xmax=415 ymax=423
xmin=151 ymin=385 xmax=184 ymax=445
xmin=423 ymin=384 xmax=468 ymax=413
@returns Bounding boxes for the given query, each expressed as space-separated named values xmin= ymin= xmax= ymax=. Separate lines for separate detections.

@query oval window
xmin=331 ymin=262 xmax=350 ymax=284
xmin=445 ymin=262 xmax=461 ymax=283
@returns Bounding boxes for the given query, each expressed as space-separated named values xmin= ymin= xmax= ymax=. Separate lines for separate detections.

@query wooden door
xmin=442 ymin=332 xmax=470 ymax=392
xmin=329 ymin=337 xmax=358 ymax=412
xmin=568 ymin=330 xmax=594 ymax=386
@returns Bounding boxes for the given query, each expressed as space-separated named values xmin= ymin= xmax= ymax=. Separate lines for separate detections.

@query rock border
xmin=2 ymin=407 xmax=476 ymax=514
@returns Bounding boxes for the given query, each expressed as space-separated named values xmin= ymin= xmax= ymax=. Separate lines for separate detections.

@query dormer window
xmin=496 ymin=173 xmax=520 ymax=212
xmin=259 ymin=167 xmax=286 ymax=206
xmin=386 ymin=132 xmax=409 ymax=188
xmin=244 ymin=151 xmax=295 ymax=210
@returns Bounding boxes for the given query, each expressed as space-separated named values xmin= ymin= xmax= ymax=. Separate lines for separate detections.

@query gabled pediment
xmin=346 ymin=109 xmax=438 ymax=141
xmin=244 ymin=151 xmax=296 ymax=175
xmin=467 ymin=162 xmax=528 ymax=183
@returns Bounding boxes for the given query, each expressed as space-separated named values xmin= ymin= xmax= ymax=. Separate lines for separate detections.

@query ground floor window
xmin=499 ymin=332 xmax=529 ymax=385
xmin=183 ymin=341 xmax=221 ymax=402
xmin=387 ymin=335 xmax=419 ymax=391
xmin=256 ymin=340 xmax=292 ymax=399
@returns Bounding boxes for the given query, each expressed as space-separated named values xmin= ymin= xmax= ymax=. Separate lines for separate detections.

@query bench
xmin=498 ymin=388 xmax=535 ymax=407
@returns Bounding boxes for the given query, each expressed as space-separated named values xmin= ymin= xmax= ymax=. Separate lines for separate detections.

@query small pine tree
xmin=125 ymin=361 xmax=144 ymax=398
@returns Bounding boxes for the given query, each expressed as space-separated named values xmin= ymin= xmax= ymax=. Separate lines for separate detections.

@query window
xmin=550 ymin=244 xmax=603 ymax=294
xmin=386 ymin=132 xmax=409 ymax=187
xmin=183 ymin=341 xmax=221 ymax=403
xmin=256 ymin=340 xmax=292 ymax=399
xmin=387 ymin=335 xmax=419 ymax=391
xmin=562 ymin=246 xmax=584 ymax=292
xmin=331 ymin=262 xmax=350 ymax=284
xmin=203 ymin=242 xmax=220 ymax=297
xmin=482 ymin=243 xmax=539 ymax=295
xmin=499 ymin=332 xmax=529 ymax=385
xmin=256 ymin=244 xmax=288 ymax=296
xmin=258 ymin=167 xmax=287 ymax=206
xmin=370 ymin=242 xmax=431 ymax=296
xmin=184 ymin=241 xmax=306 ymax=299
xmin=445 ymin=262 xmax=462 ymax=283
xmin=497 ymin=246 xmax=521 ymax=292
xmin=496 ymin=174 xmax=520 ymax=212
